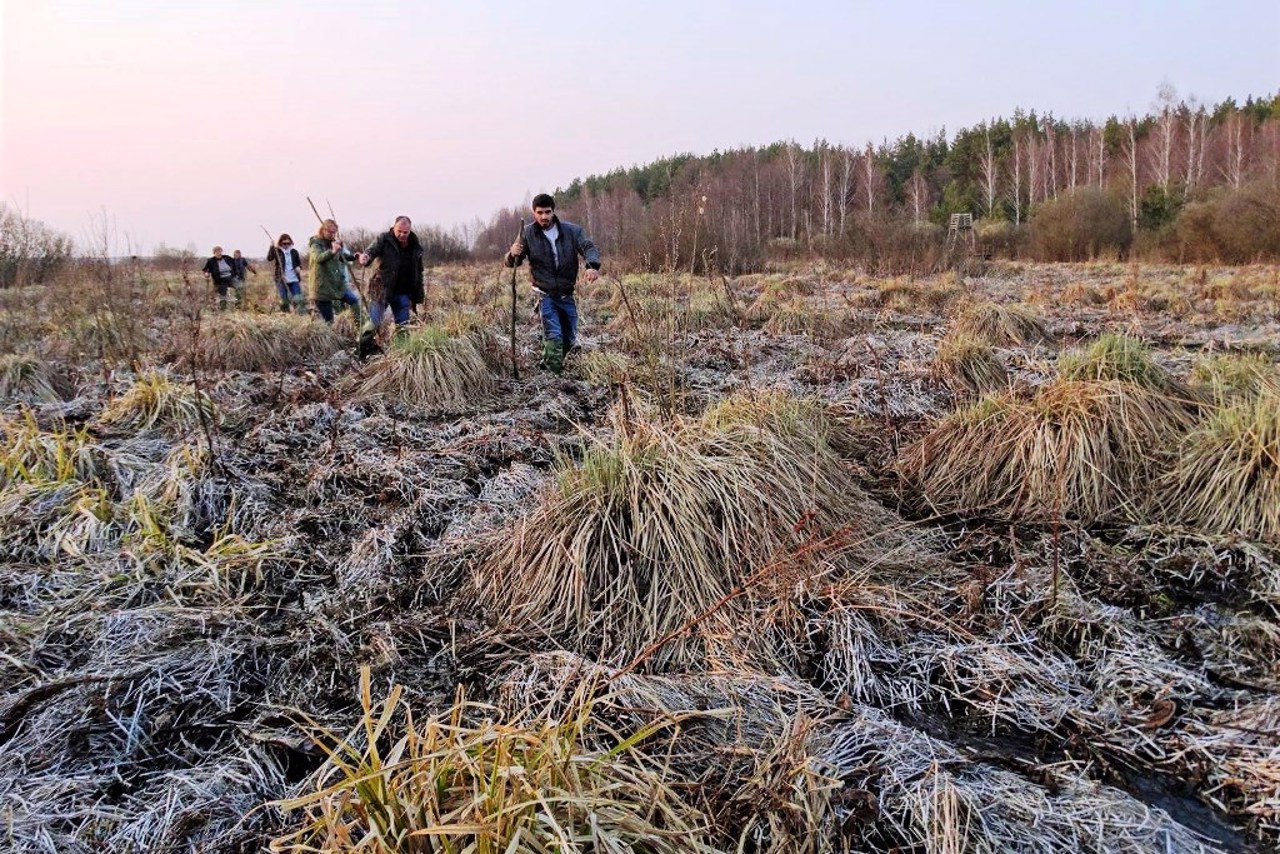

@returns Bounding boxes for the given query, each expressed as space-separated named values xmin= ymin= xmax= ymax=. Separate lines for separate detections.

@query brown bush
xmin=1029 ymin=189 xmax=1131 ymax=262
xmin=1175 ymin=181 xmax=1280 ymax=263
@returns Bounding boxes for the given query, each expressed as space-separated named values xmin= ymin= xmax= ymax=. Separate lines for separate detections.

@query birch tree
xmin=978 ymin=124 xmax=1000 ymax=217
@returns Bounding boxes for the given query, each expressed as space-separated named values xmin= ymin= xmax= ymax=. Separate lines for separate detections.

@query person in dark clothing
xmin=356 ymin=215 xmax=424 ymax=355
xmin=504 ymin=193 xmax=601 ymax=374
xmin=230 ymin=250 xmax=256 ymax=306
xmin=266 ymin=234 xmax=306 ymax=313
xmin=201 ymin=245 xmax=244 ymax=311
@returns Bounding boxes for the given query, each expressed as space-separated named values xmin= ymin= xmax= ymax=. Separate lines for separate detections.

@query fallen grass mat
xmin=355 ymin=325 xmax=494 ymax=413
xmin=471 ymin=391 xmax=922 ymax=670
xmin=493 ymin=652 xmax=1230 ymax=854
xmin=270 ymin=668 xmax=720 ymax=854
xmin=900 ymin=378 xmax=1196 ymax=523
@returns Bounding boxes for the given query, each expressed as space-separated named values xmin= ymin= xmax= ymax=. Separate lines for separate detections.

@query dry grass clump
xmin=1198 ymin=272 xmax=1256 ymax=303
xmin=932 ymin=332 xmax=1008 ymax=396
xmin=1164 ymin=387 xmax=1280 ymax=541
xmin=876 ymin=279 xmax=919 ymax=312
xmin=762 ymin=296 xmax=844 ymax=338
xmin=579 ymin=350 xmax=631 ymax=385
xmin=901 ymin=379 xmax=1195 ymax=522
xmin=953 ymin=301 xmax=1054 ymax=346
xmin=875 ymin=278 xmax=957 ymax=314
xmin=1061 ymin=281 xmax=1108 ymax=306
xmin=97 ymin=369 xmax=218 ymax=432
xmin=473 ymin=392 xmax=866 ymax=669
xmin=271 ymin=669 xmax=718 ymax=854
xmin=495 ymin=655 xmax=854 ymax=853
xmin=680 ymin=289 xmax=736 ymax=332
xmin=356 ymin=325 xmax=493 ymax=412
xmin=1058 ymin=333 xmax=1192 ymax=397
xmin=194 ymin=312 xmax=345 ymax=371
xmin=920 ymin=280 xmax=962 ymax=311
xmin=0 ymin=352 xmax=65 ymax=403
xmin=1192 ymin=352 xmax=1279 ymax=401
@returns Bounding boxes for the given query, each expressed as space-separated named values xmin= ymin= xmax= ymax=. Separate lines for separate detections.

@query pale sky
xmin=2 ymin=0 xmax=1277 ymax=256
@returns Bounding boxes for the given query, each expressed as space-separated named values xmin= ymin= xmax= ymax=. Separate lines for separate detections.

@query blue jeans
xmin=315 ymin=291 xmax=360 ymax=323
xmin=539 ymin=294 xmax=578 ymax=350
xmin=369 ymin=292 xmax=413 ymax=329
xmin=276 ymin=279 xmax=302 ymax=311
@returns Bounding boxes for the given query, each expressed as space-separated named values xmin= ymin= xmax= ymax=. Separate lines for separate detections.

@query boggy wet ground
xmin=0 ymin=260 xmax=1277 ymax=852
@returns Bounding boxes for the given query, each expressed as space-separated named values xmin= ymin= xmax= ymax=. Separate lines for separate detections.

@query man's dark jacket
xmin=504 ymin=216 xmax=600 ymax=298
xmin=363 ymin=230 xmax=425 ymax=304
xmin=202 ymin=255 xmax=235 ymax=284
xmin=266 ymin=245 xmax=302 ymax=284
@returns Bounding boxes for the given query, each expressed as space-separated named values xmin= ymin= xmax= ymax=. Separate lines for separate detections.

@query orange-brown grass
xmin=1061 ymin=282 xmax=1107 ymax=307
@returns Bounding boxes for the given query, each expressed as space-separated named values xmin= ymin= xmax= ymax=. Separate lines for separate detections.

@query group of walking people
xmin=203 ymin=193 xmax=601 ymax=372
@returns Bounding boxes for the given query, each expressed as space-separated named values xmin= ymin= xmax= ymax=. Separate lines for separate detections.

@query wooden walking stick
xmin=306 ymin=196 xmax=325 ymax=225
xmin=260 ymin=224 xmax=282 ymax=277
xmin=508 ymin=218 xmax=525 ymax=380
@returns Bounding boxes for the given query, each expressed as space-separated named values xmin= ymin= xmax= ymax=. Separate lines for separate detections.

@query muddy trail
xmin=0 ymin=261 xmax=1277 ymax=852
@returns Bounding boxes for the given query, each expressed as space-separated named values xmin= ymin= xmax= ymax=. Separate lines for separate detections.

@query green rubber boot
xmin=541 ymin=338 xmax=564 ymax=374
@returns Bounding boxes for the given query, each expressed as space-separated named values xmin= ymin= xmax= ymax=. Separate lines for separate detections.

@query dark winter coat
xmin=362 ymin=230 xmax=425 ymax=304
xmin=202 ymin=255 xmax=235 ymax=284
xmin=504 ymin=216 xmax=600 ymax=298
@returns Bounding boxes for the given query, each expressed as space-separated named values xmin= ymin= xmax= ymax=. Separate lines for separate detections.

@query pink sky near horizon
xmin=2 ymin=0 xmax=1277 ymax=258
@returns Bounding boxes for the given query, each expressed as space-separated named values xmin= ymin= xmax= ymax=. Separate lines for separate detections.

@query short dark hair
xmin=532 ymin=193 xmax=555 ymax=210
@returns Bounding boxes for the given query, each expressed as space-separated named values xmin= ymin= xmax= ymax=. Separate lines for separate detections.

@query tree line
xmin=473 ymin=87 xmax=1280 ymax=272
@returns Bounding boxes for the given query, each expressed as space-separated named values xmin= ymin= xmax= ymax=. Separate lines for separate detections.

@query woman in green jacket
xmin=309 ymin=219 xmax=361 ymax=324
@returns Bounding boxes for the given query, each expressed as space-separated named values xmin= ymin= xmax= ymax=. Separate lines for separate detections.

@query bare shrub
xmin=1176 ymin=181 xmax=1280 ymax=263
xmin=0 ymin=204 xmax=74 ymax=288
xmin=1029 ymin=188 xmax=1132 ymax=262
